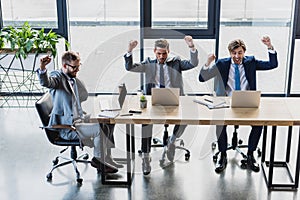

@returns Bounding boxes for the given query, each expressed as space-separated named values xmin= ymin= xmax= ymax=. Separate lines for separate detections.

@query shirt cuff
xmin=125 ymin=52 xmax=132 ymax=57
xmin=268 ymin=49 xmax=276 ymax=54
xmin=37 ymin=68 xmax=47 ymax=74
xmin=190 ymin=48 xmax=197 ymax=53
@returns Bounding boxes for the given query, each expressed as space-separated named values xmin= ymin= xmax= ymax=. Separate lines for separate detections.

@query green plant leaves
xmin=0 ymin=21 xmax=69 ymax=59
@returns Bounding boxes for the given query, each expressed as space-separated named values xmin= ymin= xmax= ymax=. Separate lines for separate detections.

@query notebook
xmin=151 ymin=88 xmax=180 ymax=106
xmin=231 ymin=90 xmax=261 ymax=108
xmin=98 ymin=83 xmax=127 ymax=118
xmin=193 ymin=95 xmax=229 ymax=109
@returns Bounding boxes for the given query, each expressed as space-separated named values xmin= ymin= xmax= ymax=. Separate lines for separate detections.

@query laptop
xmin=151 ymin=88 xmax=180 ymax=106
xmin=231 ymin=90 xmax=261 ymax=108
xmin=98 ymin=83 xmax=127 ymax=118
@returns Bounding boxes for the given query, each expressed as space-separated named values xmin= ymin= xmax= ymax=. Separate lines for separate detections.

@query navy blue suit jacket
xmin=199 ymin=52 xmax=278 ymax=96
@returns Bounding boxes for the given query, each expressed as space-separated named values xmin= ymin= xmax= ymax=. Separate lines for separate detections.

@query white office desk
xmin=94 ymin=95 xmax=300 ymax=189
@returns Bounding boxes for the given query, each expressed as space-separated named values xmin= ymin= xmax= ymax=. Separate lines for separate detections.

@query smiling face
xmin=61 ymin=51 xmax=81 ymax=78
xmin=230 ymin=46 xmax=245 ymax=64
xmin=228 ymin=39 xmax=246 ymax=64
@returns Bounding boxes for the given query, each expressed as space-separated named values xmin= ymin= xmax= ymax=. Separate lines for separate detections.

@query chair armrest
xmin=40 ymin=125 xmax=76 ymax=131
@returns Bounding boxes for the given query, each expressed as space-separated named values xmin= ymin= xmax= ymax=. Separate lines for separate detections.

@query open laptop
xmin=231 ymin=90 xmax=261 ymax=108
xmin=98 ymin=83 xmax=127 ymax=118
xmin=151 ymin=88 xmax=180 ymax=106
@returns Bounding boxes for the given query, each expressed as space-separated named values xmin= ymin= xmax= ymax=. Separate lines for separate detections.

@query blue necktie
xmin=234 ymin=64 xmax=241 ymax=90
xmin=159 ymin=64 xmax=165 ymax=88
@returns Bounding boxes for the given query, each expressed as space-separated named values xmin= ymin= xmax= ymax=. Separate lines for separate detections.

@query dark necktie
xmin=234 ymin=64 xmax=241 ymax=90
xmin=159 ymin=64 xmax=165 ymax=88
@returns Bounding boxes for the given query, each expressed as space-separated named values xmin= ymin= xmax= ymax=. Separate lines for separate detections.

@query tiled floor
xmin=0 ymin=99 xmax=299 ymax=200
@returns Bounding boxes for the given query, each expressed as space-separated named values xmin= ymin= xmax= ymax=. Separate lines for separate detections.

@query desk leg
xmin=294 ymin=127 xmax=300 ymax=188
xmin=285 ymin=126 xmax=292 ymax=163
xmin=261 ymin=126 xmax=268 ymax=162
xmin=267 ymin=126 xmax=277 ymax=187
xmin=100 ymin=124 xmax=134 ymax=186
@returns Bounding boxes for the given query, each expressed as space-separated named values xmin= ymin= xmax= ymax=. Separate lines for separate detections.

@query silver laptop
xmin=151 ymin=88 xmax=180 ymax=106
xmin=98 ymin=83 xmax=127 ymax=118
xmin=231 ymin=90 xmax=261 ymax=108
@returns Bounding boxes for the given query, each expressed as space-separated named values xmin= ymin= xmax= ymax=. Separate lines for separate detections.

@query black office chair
xmin=212 ymin=125 xmax=262 ymax=168
xmin=35 ymin=92 xmax=90 ymax=185
xmin=138 ymin=124 xmax=191 ymax=163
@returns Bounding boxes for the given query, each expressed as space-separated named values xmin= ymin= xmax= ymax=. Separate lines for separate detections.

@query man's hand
xmin=205 ymin=53 xmax=216 ymax=66
xmin=128 ymin=40 xmax=138 ymax=53
xmin=261 ymin=35 xmax=274 ymax=50
xmin=184 ymin=35 xmax=195 ymax=49
xmin=40 ymin=55 xmax=52 ymax=71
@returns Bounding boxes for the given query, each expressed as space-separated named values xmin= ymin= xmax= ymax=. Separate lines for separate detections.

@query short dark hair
xmin=61 ymin=51 xmax=80 ymax=64
xmin=227 ymin=39 xmax=246 ymax=52
xmin=154 ymin=39 xmax=169 ymax=50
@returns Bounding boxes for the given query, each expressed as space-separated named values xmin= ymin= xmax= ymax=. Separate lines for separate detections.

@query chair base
xmin=46 ymin=146 xmax=90 ymax=185
xmin=211 ymin=125 xmax=262 ymax=164
xmin=138 ymin=124 xmax=191 ymax=162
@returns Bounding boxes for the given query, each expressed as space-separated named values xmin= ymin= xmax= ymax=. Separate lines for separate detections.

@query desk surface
xmin=93 ymin=95 xmax=299 ymax=126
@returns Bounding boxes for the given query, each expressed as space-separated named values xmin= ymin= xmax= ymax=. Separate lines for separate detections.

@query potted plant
xmin=0 ymin=21 xmax=69 ymax=58
xmin=140 ymin=94 xmax=147 ymax=109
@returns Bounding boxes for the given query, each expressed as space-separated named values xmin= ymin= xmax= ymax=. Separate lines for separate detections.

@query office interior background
xmin=1 ymin=0 xmax=300 ymax=200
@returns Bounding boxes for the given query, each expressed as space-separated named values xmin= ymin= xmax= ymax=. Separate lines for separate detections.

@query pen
xmin=101 ymin=109 xmax=120 ymax=111
xmin=120 ymin=113 xmax=133 ymax=116
xmin=204 ymin=98 xmax=213 ymax=103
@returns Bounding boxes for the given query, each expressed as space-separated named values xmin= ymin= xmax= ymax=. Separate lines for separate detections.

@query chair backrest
xmin=35 ymin=92 xmax=80 ymax=146
xmin=36 ymin=92 xmax=52 ymax=127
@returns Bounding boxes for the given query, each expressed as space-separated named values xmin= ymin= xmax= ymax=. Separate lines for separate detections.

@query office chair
xmin=35 ymin=92 xmax=90 ymax=185
xmin=138 ymin=124 xmax=191 ymax=163
xmin=212 ymin=125 xmax=261 ymax=168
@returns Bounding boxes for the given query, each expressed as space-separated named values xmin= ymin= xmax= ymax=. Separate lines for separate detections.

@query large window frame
xmin=140 ymin=0 xmax=218 ymax=39
xmin=0 ymin=0 xmax=68 ymax=40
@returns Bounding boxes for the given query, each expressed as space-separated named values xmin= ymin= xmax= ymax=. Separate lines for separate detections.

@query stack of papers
xmin=98 ymin=109 xmax=120 ymax=118
xmin=193 ymin=95 xmax=229 ymax=109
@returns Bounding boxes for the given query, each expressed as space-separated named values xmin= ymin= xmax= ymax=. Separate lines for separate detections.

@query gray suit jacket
xmin=124 ymin=50 xmax=199 ymax=95
xmin=37 ymin=69 xmax=88 ymax=127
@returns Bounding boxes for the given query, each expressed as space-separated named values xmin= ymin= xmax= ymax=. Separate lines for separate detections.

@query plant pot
xmin=140 ymin=100 xmax=147 ymax=109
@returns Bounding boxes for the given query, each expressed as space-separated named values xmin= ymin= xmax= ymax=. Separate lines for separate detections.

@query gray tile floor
xmin=0 ymin=98 xmax=299 ymax=200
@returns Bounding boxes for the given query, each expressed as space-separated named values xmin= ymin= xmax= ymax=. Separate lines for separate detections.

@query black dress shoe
xmin=91 ymin=157 xmax=118 ymax=173
xmin=247 ymin=154 xmax=260 ymax=172
xmin=215 ymin=153 xmax=227 ymax=173
xmin=105 ymin=155 xmax=124 ymax=168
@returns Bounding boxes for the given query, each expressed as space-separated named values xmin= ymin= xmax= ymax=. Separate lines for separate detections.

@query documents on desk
xmin=98 ymin=109 xmax=120 ymax=118
xmin=193 ymin=95 xmax=229 ymax=109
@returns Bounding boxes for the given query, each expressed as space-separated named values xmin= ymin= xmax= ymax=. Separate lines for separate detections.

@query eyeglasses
xmin=66 ymin=63 xmax=81 ymax=70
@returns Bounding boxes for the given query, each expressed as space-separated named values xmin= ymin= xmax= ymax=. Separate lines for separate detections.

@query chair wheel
xmin=77 ymin=178 xmax=83 ymax=185
xmin=46 ymin=173 xmax=52 ymax=181
xmin=238 ymin=139 xmax=243 ymax=145
xmin=211 ymin=142 xmax=216 ymax=150
xmin=241 ymin=159 xmax=247 ymax=169
xmin=213 ymin=155 xmax=218 ymax=162
xmin=83 ymin=154 xmax=89 ymax=160
xmin=257 ymin=149 xmax=262 ymax=157
xmin=180 ymin=140 xmax=184 ymax=146
xmin=53 ymin=158 xmax=59 ymax=165
xmin=185 ymin=153 xmax=190 ymax=161
xmin=153 ymin=138 xmax=159 ymax=144
xmin=138 ymin=150 xmax=142 ymax=154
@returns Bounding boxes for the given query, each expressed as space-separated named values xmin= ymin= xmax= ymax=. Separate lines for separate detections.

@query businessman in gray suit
xmin=199 ymin=36 xmax=278 ymax=173
xmin=124 ymin=36 xmax=199 ymax=175
xmin=37 ymin=51 xmax=122 ymax=173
